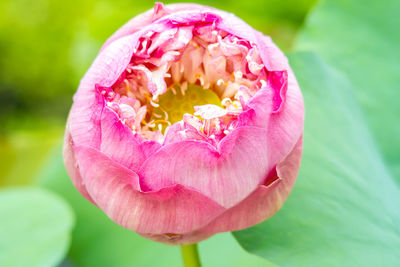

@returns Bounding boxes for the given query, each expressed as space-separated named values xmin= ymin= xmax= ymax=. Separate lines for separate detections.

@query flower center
xmin=149 ymin=84 xmax=221 ymax=133
xmin=105 ymin=24 xmax=268 ymax=144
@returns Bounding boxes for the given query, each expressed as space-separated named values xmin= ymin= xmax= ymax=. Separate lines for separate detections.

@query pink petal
xmin=241 ymin=72 xmax=288 ymax=121
xmin=74 ymin=145 xmax=225 ymax=234
xmin=63 ymin=129 xmax=95 ymax=204
xmin=266 ymin=69 xmax=304 ymax=164
xmin=194 ymin=104 xmax=228 ymax=120
xmin=101 ymin=3 xmax=213 ymax=51
xmin=199 ymin=136 xmax=303 ymax=233
xmin=130 ymin=64 xmax=168 ymax=98
xmin=163 ymin=26 xmax=193 ymax=51
xmin=67 ymin=87 xmax=104 ymax=149
xmin=255 ymin=31 xmax=288 ymax=71
xmin=203 ymin=52 xmax=229 ymax=85
xmin=268 ymin=70 xmax=288 ymax=113
xmin=99 ymin=107 xmax=145 ymax=171
xmin=140 ymin=140 xmax=162 ymax=158
xmin=147 ymin=28 xmax=178 ymax=55
xmin=163 ymin=122 xmax=186 ymax=144
xmin=239 ymin=71 xmax=304 ymax=164
xmin=138 ymin=126 xmax=272 ymax=208
xmin=101 ymin=3 xmax=169 ymax=51
xmin=152 ymin=2 xmax=171 ymax=20
xmin=68 ymin=34 xmax=140 ymax=148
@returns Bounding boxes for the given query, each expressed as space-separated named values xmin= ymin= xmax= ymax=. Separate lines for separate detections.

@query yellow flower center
xmin=150 ymin=84 xmax=221 ymax=133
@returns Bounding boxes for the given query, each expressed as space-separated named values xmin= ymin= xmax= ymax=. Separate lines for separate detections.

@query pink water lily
xmin=63 ymin=2 xmax=304 ymax=245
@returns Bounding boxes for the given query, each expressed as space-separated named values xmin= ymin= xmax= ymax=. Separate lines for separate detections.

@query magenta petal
xmin=199 ymin=136 xmax=303 ymax=233
xmin=74 ymin=145 xmax=225 ymax=234
xmin=139 ymin=126 xmax=272 ymax=208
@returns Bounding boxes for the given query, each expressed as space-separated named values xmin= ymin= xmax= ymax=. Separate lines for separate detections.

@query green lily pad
xmin=296 ymin=0 xmax=400 ymax=180
xmin=233 ymin=0 xmax=400 ymax=265
xmin=233 ymin=52 xmax=400 ymax=266
xmin=0 ymin=187 xmax=74 ymax=267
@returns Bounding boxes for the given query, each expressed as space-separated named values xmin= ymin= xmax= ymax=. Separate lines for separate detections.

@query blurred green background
xmin=0 ymin=0 xmax=316 ymax=186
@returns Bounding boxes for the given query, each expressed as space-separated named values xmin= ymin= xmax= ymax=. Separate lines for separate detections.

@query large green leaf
xmin=38 ymin=148 xmax=274 ymax=267
xmin=0 ymin=187 xmax=74 ymax=267
xmin=233 ymin=52 xmax=400 ymax=266
xmin=234 ymin=0 xmax=400 ymax=265
xmin=296 ymin=0 xmax=400 ymax=180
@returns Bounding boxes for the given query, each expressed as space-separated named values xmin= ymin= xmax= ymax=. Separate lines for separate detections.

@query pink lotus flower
xmin=63 ymin=2 xmax=304 ymax=245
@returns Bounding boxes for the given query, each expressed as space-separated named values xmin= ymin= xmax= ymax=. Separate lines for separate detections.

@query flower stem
xmin=181 ymin=243 xmax=201 ymax=267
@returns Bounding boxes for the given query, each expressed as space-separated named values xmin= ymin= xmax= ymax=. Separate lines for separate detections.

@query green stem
xmin=181 ymin=243 xmax=201 ymax=267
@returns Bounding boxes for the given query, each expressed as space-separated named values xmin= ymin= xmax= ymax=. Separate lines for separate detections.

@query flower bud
xmin=64 ymin=2 xmax=304 ymax=245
